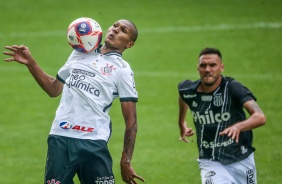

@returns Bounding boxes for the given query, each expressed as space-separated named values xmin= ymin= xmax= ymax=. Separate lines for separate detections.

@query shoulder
xmin=114 ymin=57 xmax=134 ymax=76
xmin=224 ymin=76 xmax=245 ymax=89
xmin=223 ymin=76 xmax=256 ymax=102
xmin=67 ymin=50 xmax=85 ymax=59
xmin=116 ymin=57 xmax=132 ymax=71
xmin=67 ymin=50 xmax=100 ymax=62
xmin=178 ymin=79 xmax=200 ymax=91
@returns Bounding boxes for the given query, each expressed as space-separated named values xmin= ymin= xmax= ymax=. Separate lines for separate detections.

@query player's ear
xmin=221 ymin=63 xmax=224 ymax=72
xmin=126 ymin=41 xmax=135 ymax=49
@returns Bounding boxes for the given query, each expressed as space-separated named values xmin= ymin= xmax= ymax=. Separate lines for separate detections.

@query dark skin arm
xmin=120 ymin=101 xmax=145 ymax=184
xmin=3 ymin=45 xmax=63 ymax=97
xmin=219 ymin=100 xmax=266 ymax=142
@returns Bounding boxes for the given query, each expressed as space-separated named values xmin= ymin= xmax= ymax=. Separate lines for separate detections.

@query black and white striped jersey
xmin=178 ymin=76 xmax=256 ymax=165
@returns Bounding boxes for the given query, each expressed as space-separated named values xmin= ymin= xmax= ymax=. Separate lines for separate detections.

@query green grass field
xmin=1 ymin=0 xmax=282 ymax=183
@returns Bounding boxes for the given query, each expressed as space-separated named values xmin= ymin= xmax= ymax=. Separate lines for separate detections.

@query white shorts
xmin=198 ymin=153 xmax=257 ymax=184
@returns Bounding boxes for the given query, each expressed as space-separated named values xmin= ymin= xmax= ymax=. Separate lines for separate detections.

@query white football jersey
xmin=49 ymin=49 xmax=138 ymax=141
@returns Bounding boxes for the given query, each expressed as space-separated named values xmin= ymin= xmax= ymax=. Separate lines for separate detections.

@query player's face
xmin=104 ymin=20 xmax=135 ymax=51
xmin=198 ymin=54 xmax=224 ymax=87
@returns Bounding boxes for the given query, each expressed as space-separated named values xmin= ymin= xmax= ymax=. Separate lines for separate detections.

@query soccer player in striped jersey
xmin=178 ymin=47 xmax=266 ymax=184
xmin=3 ymin=19 xmax=145 ymax=184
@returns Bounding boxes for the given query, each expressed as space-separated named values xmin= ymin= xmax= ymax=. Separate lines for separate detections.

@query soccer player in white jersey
xmin=177 ymin=48 xmax=266 ymax=184
xmin=3 ymin=19 xmax=145 ymax=184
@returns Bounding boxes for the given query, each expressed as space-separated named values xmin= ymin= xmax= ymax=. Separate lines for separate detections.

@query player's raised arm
xmin=3 ymin=45 xmax=63 ymax=97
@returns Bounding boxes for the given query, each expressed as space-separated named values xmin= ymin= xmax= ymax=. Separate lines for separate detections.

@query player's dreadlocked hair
xmin=199 ymin=47 xmax=222 ymax=59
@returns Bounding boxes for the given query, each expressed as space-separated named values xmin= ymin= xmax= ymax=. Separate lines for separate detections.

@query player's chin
xmin=104 ymin=39 xmax=118 ymax=49
xmin=202 ymin=80 xmax=215 ymax=86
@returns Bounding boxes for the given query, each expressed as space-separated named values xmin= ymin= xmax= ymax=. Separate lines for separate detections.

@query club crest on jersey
xmin=101 ymin=63 xmax=116 ymax=76
xmin=213 ymin=95 xmax=223 ymax=107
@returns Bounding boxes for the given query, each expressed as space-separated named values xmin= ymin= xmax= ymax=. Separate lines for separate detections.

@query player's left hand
xmin=120 ymin=162 xmax=145 ymax=184
xmin=219 ymin=124 xmax=241 ymax=143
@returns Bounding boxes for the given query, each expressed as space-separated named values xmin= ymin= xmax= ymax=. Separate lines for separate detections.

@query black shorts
xmin=44 ymin=135 xmax=114 ymax=184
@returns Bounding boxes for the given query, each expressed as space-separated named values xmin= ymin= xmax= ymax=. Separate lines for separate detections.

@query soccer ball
xmin=67 ymin=17 xmax=103 ymax=53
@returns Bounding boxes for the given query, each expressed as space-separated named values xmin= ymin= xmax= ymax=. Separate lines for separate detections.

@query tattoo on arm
xmin=245 ymin=100 xmax=263 ymax=115
xmin=123 ymin=123 xmax=137 ymax=162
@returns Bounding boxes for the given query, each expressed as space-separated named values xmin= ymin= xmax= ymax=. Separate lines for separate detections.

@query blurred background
xmin=1 ymin=0 xmax=281 ymax=183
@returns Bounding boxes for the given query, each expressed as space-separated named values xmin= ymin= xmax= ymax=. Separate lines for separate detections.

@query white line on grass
xmin=1 ymin=66 xmax=281 ymax=81
xmin=1 ymin=22 xmax=282 ymax=38
xmin=140 ymin=22 xmax=282 ymax=33
xmin=133 ymin=71 xmax=282 ymax=81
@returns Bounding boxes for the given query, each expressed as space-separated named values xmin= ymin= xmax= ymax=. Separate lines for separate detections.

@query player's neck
xmin=100 ymin=45 xmax=124 ymax=54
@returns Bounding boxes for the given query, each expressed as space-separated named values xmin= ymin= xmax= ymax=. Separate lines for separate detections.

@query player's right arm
xmin=3 ymin=45 xmax=63 ymax=97
xmin=219 ymin=100 xmax=266 ymax=143
xmin=178 ymin=96 xmax=195 ymax=143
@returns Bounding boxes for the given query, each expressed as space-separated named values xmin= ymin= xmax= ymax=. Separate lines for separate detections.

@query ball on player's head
xmin=67 ymin=17 xmax=103 ymax=53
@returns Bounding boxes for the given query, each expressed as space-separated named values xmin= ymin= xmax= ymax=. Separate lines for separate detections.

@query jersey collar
xmin=96 ymin=44 xmax=122 ymax=57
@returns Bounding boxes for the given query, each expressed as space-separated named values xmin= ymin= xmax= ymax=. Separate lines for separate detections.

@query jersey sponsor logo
xmin=72 ymin=69 xmax=95 ymax=77
xmin=246 ymin=169 xmax=256 ymax=184
xmin=59 ymin=122 xmax=94 ymax=132
xmin=101 ymin=63 xmax=116 ymax=76
xmin=201 ymin=95 xmax=212 ymax=101
xmin=77 ymin=57 xmax=85 ymax=61
xmin=66 ymin=73 xmax=100 ymax=97
xmin=192 ymin=110 xmax=231 ymax=124
xmin=117 ymin=57 xmax=127 ymax=68
xmin=205 ymin=171 xmax=216 ymax=178
xmin=95 ymin=176 xmax=115 ymax=184
xmin=192 ymin=101 xmax=198 ymax=107
xmin=60 ymin=122 xmax=72 ymax=129
xmin=241 ymin=146 xmax=248 ymax=154
xmin=201 ymin=138 xmax=234 ymax=149
xmin=130 ymin=72 xmax=137 ymax=90
xmin=183 ymin=94 xmax=197 ymax=98
xmin=47 ymin=179 xmax=60 ymax=184
xmin=213 ymin=95 xmax=223 ymax=107
xmin=204 ymin=178 xmax=214 ymax=184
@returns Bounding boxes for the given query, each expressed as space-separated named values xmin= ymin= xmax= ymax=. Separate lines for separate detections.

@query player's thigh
xmin=198 ymin=159 xmax=236 ymax=184
xmin=228 ymin=153 xmax=257 ymax=184
xmin=77 ymin=140 xmax=115 ymax=184
xmin=45 ymin=135 xmax=77 ymax=184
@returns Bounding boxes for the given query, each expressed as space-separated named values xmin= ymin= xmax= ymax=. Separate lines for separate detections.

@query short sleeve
xmin=56 ymin=50 xmax=82 ymax=83
xmin=178 ymin=80 xmax=194 ymax=100
xmin=228 ymin=79 xmax=256 ymax=105
xmin=116 ymin=68 xmax=138 ymax=102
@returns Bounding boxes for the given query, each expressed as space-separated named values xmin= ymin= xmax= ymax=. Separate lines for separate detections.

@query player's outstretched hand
xmin=120 ymin=162 xmax=145 ymax=184
xmin=3 ymin=45 xmax=34 ymax=65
